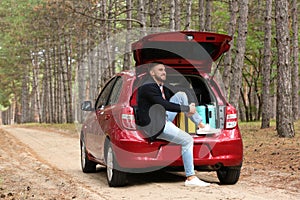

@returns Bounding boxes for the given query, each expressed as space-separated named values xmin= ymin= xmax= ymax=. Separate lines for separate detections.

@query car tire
xmin=217 ymin=166 xmax=241 ymax=185
xmin=80 ymin=138 xmax=97 ymax=173
xmin=105 ymin=140 xmax=127 ymax=187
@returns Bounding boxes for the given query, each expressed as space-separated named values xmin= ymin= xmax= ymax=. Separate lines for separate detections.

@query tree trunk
xmin=275 ymin=0 xmax=295 ymax=137
xmin=6 ymin=102 xmax=15 ymax=125
xmin=261 ymin=0 xmax=272 ymax=128
xmin=138 ymin=0 xmax=146 ymax=34
xmin=47 ymin=38 xmax=54 ymax=123
xmin=99 ymin=0 xmax=108 ymax=90
xmin=169 ymin=0 xmax=175 ymax=31
xmin=155 ymin=1 xmax=162 ymax=28
xmin=184 ymin=0 xmax=192 ymax=30
xmin=52 ymin=43 xmax=57 ymax=123
xmin=55 ymin=42 xmax=63 ymax=123
xmin=64 ymin=34 xmax=73 ymax=123
xmin=198 ymin=0 xmax=205 ymax=31
xmin=240 ymin=89 xmax=249 ymax=122
xmin=205 ymin=0 xmax=212 ymax=31
xmin=254 ymin=81 xmax=261 ymax=121
xmin=291 ymin=0 xmax=299 ymax=120
xmin=60 ymin=37 xmax=69 ymax=123
xmin=41 ymin=49 xmax=50 ymax=123
xmin=149 ymin=0 xmax=161 ymax=28
xmin=88 ymin=39 xmax=97 ymax=101
xmin=21 ymin=66 xmax=30 ymax=123
xmin=229 ymin=0 xmax=249 ymax=111
xmin=32 ymin=55 xmax=42 ymax=123
xmin=123 ymin=0 xmax=132 ymax=70
xmin=76 ymin=37 xmax=87 ymax=123
xmin=222 ymin=0 xmax=238 ymax=98
xmin=48 ymin=39 xmax=57 ymax=123
xmin=106 ymin=0 xmax=114 ymax=77
xmin=174 ymin=0 xmax=181 ymax=30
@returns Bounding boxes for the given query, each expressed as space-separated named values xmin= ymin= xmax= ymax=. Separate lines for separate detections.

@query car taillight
xmin=225 ymin=105 xmax=238 ymax=129
xmin=121 ymin=106 xmax=136 ymax=130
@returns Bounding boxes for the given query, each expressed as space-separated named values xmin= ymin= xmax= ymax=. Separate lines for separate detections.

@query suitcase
xmin=207 ymin=105 xmax=216 ymax=128
xmin=196 ymin=105 xmax=216 ymax=128
xmin=177 ymin=112 xmax=197 ymax=134
xmin=196 ymin=105 xmax=207 ymax=124
xmin=177 ymin=105 xmax=217 ymax=133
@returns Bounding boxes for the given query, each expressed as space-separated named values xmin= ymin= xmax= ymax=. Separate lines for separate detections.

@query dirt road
xmin=1 ymin=125 xmax=299 ymax=200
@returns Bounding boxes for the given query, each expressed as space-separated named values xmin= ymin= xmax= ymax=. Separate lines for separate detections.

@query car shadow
xmin=127 ymin=170 xmax=184 ymax=186
xmin=94 ymin=166 xmax=184 ymax=186
xmin=92 ymin=166 xmax=219 ymax=187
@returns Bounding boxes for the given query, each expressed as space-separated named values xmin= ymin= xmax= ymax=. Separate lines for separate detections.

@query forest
xmin=0 ymin=0 xmax=298 ymax=138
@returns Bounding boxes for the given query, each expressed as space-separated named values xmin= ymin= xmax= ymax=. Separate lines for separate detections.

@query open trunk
xmin=131 ymin=31 xmax=233 ymax=134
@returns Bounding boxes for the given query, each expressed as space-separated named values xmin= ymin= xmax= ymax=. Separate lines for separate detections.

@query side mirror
xmin=81 ymin=101 xmax=95 ymax=111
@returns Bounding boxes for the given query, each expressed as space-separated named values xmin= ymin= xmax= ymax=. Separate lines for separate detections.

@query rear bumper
xmin=192 ymin=138 xmax=243 ymax=167
xmin=113 ymin=131 xmax=243 ymax=170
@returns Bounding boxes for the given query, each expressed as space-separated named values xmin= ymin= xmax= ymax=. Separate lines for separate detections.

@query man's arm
xmin=141 ymin=83 xmax=190 ymax=113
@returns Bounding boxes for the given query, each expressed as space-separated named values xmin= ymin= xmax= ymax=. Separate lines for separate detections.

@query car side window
xmin=108 ymin=77 xmax=123 ymax=105
xmin=95 ymin=77 xmax=116 ymax=109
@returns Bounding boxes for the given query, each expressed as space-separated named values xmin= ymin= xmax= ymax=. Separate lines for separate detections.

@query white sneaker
xmin=200 ymin=124 xmax=210 ymax=131
xmin=184 ymin=177 xmax=210 ymax=187
xmin=197 ymin=124 xmax=210 ymax=135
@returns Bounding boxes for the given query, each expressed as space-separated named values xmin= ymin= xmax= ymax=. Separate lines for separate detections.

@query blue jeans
xmin=156 ymin=92 xmax=202 ymax=177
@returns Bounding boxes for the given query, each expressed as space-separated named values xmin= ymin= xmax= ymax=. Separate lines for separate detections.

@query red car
xmin=80 ymin=31 xmax=243 ymax=187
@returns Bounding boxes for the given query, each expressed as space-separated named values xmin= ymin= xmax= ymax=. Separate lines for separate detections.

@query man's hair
xmin=148 ymin=61 xmax=164 ymax=72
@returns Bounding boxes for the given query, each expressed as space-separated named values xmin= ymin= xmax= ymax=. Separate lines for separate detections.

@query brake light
xmin=225 ymin=106 xmax=238 ymax=129
xmin=121 ymin=106 xmax=136 ymax=130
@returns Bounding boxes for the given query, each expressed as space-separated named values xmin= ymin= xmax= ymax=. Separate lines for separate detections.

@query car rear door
xmin=132 ymin=31 xmax=232 ymax=73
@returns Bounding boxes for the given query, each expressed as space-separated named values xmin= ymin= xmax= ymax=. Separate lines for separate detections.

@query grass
xmin=240 ymin=119 xmax=300 ymax=141
xmin=13 ymin=123 xmax=80 ymax=135
xmin=12 ymin=119 xmax=300 ymax=138
xmin=240 ymin=120 xmax=300 ymax=174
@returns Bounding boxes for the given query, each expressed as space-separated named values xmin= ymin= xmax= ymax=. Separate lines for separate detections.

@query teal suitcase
xmin=196 ymin=105 xmax=216 ymax=128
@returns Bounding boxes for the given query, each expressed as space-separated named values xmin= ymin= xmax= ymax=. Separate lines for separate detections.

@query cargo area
xmin=131 ymin=73 xmax=225 ymax=134
xmin=166 ymin=74 xmax=224 ymax=134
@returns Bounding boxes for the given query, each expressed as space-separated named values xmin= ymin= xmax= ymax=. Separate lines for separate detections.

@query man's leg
xmin=157 ymin=121 xmax=195 ymax=177
xmin=160 ymin=92 xmax=210 ymax=186
xmin=161 ymin=91 xmax=199 ymax=178
xmin=166 ymin=92 xmax=202 ymax=125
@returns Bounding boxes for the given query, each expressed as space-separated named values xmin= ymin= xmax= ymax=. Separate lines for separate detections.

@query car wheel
xmin=105 ymin=141 xmax=127 ymax=187
xmin=80 ymin=138 xmax=97 ymax=173
xmin=217 ymin=166 xmax=241 ymax=185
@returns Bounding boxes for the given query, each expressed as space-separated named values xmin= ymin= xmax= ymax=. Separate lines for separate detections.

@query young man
xmin=137 ymin=62 xmax=210 ymax=187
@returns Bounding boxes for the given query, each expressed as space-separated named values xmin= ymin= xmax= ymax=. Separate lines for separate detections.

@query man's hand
xmin=198 ymin=122 xmax=206 ymax=129
xmin=187 ymin=103 xmax=196 ymax=116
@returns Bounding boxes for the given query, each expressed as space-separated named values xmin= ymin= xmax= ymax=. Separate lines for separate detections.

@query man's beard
xmin=154 ymin=74 xmax=166 ymax=83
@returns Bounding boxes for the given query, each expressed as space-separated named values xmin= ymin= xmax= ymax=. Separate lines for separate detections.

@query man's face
xmin=150 ymin=64 xmax=166 ymax=84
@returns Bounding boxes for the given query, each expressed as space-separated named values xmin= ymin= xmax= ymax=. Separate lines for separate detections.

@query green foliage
xmin=212 ymin=1 xmax=230 ymax=33
xmin=0 ymin=0 xmax=42 ymax=107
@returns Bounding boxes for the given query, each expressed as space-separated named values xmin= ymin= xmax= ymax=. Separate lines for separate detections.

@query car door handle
xmin=104 ymin=114 xmax=111 ymax=120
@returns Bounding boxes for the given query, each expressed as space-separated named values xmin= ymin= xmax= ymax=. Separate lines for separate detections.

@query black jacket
xmin=136 ymin=76 xmax=190 ymax=140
